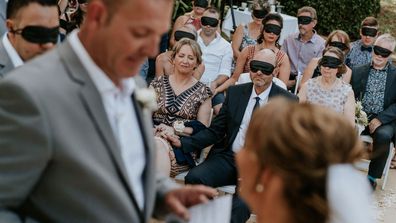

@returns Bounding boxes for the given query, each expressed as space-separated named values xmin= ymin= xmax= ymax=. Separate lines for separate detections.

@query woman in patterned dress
xmin=301 ymin=30 xmax=352 ymax=86
xmin=298 ymin=46 xmax=355 ymax=126
xmin=231 ymin=0 xmax=269 ymax=61
xmin=150 ymin=38 xmax=212 ymax=177
xmin=218 ymin=13 xmax=291 ymax=93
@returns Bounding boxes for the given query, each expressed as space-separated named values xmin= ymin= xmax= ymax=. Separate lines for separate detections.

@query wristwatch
xmin=173 ymin=120 xmax=185 ymax=135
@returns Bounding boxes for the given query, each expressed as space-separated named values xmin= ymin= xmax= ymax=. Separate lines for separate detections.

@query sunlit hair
xmin=204 ymin=6 xmax=220 ymax=19
xmin=318 ymin=46 xmax=347 ymax=76
xmin=257 ymin=13 xmax=283 ymax=48
xmin=250 ymin=0 xmax=270 ymax=12
xmin=297 ymin=6 xmax=317 ymax=20
xmin=171 ymin=38 xmax=203 ymax=65
xmin=325 ymin=30 xmax=351 ymax=54
xmin=361 ymin=16 xmax=378 ymax=27
xmin=375 ymin=33 xmax=396 ymax=52
xmin=244 ymin=97 xmax=363 ymax=223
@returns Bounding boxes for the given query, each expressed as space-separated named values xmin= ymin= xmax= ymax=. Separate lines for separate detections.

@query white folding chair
xmin=355 ymin=135 xmax=395 ymax=190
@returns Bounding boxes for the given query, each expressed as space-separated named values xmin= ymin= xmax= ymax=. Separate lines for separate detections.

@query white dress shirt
xmin=232 ymin=83 xmax=272 ymax=152
xmin=68 ymin=31 xmax=146 ymax=209
xmin=2 ymin=33 xmax=24 ymax=67
xmin=197 ymin=30 xmax=233 ymax=84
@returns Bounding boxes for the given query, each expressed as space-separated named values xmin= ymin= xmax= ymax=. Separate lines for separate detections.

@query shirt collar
xmin=68 ymin=30 xmax=135 ymax=97
xmin=296 ymin=30 xmax=319 ymax=43
xmin=370 ymin=61 xmax=390 ymax=72
xmin=2 ymin=33 xmax=24 ymax=67
xmin=197 ymin=29 xmax=221 ymax=45
xmin=250 ymin=82 xmax=272 ymax=102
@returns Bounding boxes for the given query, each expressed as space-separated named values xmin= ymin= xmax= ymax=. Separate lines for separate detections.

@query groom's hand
xmin=164 ymin=185 xmax=218 ymax=220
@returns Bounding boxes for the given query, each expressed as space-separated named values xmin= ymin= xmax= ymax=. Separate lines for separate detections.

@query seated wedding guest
xmin=150 ymin=38 xmax=212 ymax=177
xmin=282 ymin=6 xmax=325 ymax=89
xmin=301 ymin=30 xmax=352 ymax=85
xmin=351 ymin=34 xmax=396 ymax=190
xmin=167 ymin=49 xmax=298 ymax=223
xmin=231 ymin=0 xmax=269 ymax=61
xmin=299 ymin=47 xmax=355 ymax=126
xmin=169 ymin=0 xmax=208 ymax=48
xmin=237 ymin=97 xmax=374 ymax=223
xmin=346 ymin=16 xmax=379 ymax=69
xmin=221 ymin=13 xmax=290 ymax=90
xmin=59 ymin=0 xmax=88 ymax=36
xmin=197 ymin=7 xmax=233 ymax=115
xmin=155 ymin=24 xmax=204 ymax=80
xmin=0 ymin=0 xmax=59 ymax=77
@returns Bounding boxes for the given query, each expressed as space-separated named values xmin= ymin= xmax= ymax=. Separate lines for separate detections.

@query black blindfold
xmin=78 ymin=0 xmax=87 ymax=3
xmin=264 ymin=24 xmax=282 ymax=36
xmin=252 ymin=9 xmax=268 ymax=19
xmin=329 ymin=41 xmax=348 ymax=51
xmin=373 ymin=45 xmax=392 ymax=58
xmin=297 ymin=16 xmax=313 ymax=25
xmin=12 ymin=26 xmax=59 ymax=44
xmin=361 ymin=27 xmax=377 ymax=37
xmin=174 ymin=30 xmax=196 ymax=41
xmin=250 ymin=60 xmax=275 ymax=75
xmin=194 ymin=0 xmax=208 ymax=8
xmin=201 ymin=16 xmax=219 ymax=27
xmin=319 ymin=56 xmax=342 ymax=69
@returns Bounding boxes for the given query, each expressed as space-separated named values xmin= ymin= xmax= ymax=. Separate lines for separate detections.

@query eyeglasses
xmin=264 ymin=24 xmax=282 ymax=36
xmin=201 ymin=16 xmax=219 ymax=27
xmin=297 ymin=16 xmax=313 ymax=25
xmin=373 ymin=45 xmax=392 ymax=58
xmin=250 ymin=60 xmax=275 ymax=75
xmin=11 ymin=25 xmax=59 ymax=44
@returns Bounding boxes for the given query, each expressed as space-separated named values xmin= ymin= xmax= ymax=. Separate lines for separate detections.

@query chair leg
xmin=381 ymin=144 xmax=395 ymax=190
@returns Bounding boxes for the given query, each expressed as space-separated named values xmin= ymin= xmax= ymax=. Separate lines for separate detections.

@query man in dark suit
xmin=168 ymin=49 xmax=298 ymax=222
xmin=351 ymin=33 xmax=396 ymax=190
xmin=0 ymin=0 xmax=216 ymax=222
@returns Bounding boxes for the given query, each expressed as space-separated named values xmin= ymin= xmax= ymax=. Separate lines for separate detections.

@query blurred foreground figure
xmin=237 ymin=97 xmax=374 ymax=223
xmin=0 ymin=0 xmax=216 ymax=222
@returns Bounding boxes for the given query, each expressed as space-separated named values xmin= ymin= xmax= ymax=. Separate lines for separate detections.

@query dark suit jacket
xmin=351 ymin=63 xmax=396 ymax=125
xmin=180 ymin=82 xmax=298 ymax=154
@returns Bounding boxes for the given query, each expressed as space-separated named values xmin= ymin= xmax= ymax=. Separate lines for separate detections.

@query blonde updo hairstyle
xmin=244 ymin=97 xmax=363 ymax=223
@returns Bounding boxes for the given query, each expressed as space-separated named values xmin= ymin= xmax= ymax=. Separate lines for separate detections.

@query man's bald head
xmin=252 ymin=48 xmax=276 ymax=66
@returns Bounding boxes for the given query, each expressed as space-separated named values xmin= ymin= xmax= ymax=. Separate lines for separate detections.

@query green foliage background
xmin=279 ymin=0 xmax=381 ymax=40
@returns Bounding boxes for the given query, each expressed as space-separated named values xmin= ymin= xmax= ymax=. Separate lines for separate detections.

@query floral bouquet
xmin=355 ymin=101 xmax=368 ymax=127
xmin=355 ymin=101 xmax=368 ymax=135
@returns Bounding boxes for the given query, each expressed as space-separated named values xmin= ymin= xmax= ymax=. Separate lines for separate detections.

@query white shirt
xmin=2 ymin=33 xmax=24 ymax=67
xmin=68 ymin=31 xmax=146 ymax=209
xmin=232 ymin=83 xmax=272 ymax=152
xmin=197 ymin=30 xmax=233 ymax=84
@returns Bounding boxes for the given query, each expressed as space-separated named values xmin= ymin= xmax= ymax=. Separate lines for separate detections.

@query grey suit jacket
xmin=0 ymin=40 xmax=178 ymax=222
xmin=0 ymin=36 xmax=15 ymax=78
xmin=0 ymin=0 xmax=6 ymax=37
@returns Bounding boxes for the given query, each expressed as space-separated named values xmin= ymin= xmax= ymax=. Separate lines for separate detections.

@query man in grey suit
xmin=0 ymin=0 xmax=6 ymax=36
xmin=0 ymin=0 xmax=59 ymax=77
xmin=0 ymin=0 xmax=216 ymax=222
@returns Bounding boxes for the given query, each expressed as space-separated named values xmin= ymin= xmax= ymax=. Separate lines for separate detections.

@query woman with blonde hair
xmin=298 ymin=46 xmax=355 ymax=126
xmin=236 ymin=98 xmax=374 ymax=223
xmin=150 ymin=38 xmax=212 ymax=177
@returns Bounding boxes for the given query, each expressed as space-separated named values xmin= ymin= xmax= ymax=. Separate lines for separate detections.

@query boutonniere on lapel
xmin=135 ymin=87 xmax=158 ymax=111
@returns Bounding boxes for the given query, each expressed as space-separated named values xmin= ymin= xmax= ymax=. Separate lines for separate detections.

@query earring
xmin=255 ymin=184 xmax=264 ymax=193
